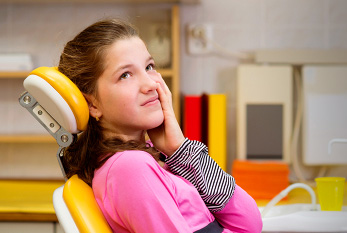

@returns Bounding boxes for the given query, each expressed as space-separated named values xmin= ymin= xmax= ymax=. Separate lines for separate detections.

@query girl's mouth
xmin=141 ymin=96 xmax=159 ymax=106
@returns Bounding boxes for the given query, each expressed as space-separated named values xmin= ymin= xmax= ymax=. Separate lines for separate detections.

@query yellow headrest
xmin=30 ymin=67 xmax=89 ymax=131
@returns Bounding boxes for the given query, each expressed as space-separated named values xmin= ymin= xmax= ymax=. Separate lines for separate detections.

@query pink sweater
xmin=93 ymin=150 xmax=262 ymax=232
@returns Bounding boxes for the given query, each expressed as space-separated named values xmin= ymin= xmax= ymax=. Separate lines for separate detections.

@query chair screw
xmin=23 ymin=95 xmax=31 ymax=104
xmin=61 ymin=134 xmax=69 ymax=143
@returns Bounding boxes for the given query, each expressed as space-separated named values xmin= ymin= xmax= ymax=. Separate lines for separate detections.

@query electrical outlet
xmin=187 ymin=24 xmax=213 ymax=55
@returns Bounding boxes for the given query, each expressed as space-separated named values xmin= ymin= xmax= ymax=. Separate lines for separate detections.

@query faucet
xmin=261 ymin=183 xmax=316 ymax=218
xmin=328 ymin=138 xmax=347 ymax=154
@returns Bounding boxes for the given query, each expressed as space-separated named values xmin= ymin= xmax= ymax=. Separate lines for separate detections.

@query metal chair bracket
xmin=19 ymin=91 xmax=75 ymax=180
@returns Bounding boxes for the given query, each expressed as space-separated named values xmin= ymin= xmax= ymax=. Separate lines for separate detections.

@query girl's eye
xmin=146 ymin=64 xmax=155 ymax=71
xmin=120 ymin=72 xmax=131 ymax=80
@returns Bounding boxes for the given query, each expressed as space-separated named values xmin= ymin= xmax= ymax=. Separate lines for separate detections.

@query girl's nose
xmin=140 ymin=73 xmax=158 ymax=93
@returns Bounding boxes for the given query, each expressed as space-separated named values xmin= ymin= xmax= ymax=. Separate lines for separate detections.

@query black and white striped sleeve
xmin=165 ymin=138 xmax=235 ymax=212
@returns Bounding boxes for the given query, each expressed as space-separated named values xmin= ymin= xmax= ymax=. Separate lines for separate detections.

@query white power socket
xmin=187 ymin=24 xmax=213 ymax=55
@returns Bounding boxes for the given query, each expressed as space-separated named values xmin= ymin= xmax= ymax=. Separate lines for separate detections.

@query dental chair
xmin=19 ymin=67 xmax=112 ymax=233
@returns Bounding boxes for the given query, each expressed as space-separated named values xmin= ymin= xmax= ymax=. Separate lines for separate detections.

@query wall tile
xmin=264 ymin=0 xmax=326 ymax=26
xmin=181 ymin=4 xmax=204 ymax=24
xmin=0 ymin=143 xmax=62 ymax=179
xmin=213 ymin=25 xmax=261 ymax=50
xmin=2 ymin=3 xmax=136 ymax=67
xmin=264 ymin=27 xmax=326 ymax=48
xmin=180 ymin=56 xmax=205 ymax=95
xmin=0 ymin=5 xmax=10 ymax=49
xmin=329 ymin=0 xmax=347 ymax=26
xmin=0 ymin=80 xmax=11 ymax=133
xmin=8 ymin=79 xmax=47 ymax=134
xmin=0 ymin=78 xmax=52 ymax=135
xmin=329 ymin=27 xmax=347 ymax=48
xmin=203 ymin=0 xmax=262 ymax=26
xmin=0 ymin=222 xmax=54 ymax=233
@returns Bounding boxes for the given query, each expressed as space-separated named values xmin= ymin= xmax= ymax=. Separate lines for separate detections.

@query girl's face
xmin=88 ymin=37 xmax=164 ymax=141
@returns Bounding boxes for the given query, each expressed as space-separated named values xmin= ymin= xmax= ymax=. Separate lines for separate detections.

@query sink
xmin=258 ymin=183 xmax=347 ymax=232
xmin=259 ymin=204 xmax=347 ymax=232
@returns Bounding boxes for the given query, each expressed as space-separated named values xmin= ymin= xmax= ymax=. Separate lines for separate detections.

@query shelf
xmin=0 ymin=212 xmax=58 ymax=222
xmin=0 ymin=71 xmax=30 ymax=79
xmin=0 ymin=69 xmax=172 ymax=79
xmin=0 ymin=179 xmax=64 ymax=222
xmin=0 ymin=0 xmax=199 ymax=3
xmin=0 ymin=135 xmax=56 ymax=143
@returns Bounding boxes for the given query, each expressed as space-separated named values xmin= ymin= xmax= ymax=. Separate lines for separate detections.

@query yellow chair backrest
xmin=63 ymin=175 xmax=112 ymax=233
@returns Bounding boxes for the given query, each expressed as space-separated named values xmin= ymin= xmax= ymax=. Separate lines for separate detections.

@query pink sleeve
xmin=105 ymin=151 xmax=193 ymax=233
xmin=213 ymin=185 xmax=263 ymax=233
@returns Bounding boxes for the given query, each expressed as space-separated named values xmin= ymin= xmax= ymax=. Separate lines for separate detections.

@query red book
xmin=183 ymin=95 xmax=202 ymax=142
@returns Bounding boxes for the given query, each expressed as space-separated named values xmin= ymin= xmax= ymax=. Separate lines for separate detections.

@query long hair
xmin=58 ymin=19 xmax=159 ymax=186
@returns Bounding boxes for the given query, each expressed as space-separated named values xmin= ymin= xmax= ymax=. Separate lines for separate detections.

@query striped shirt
xmin=165 ymin=138 xmax=235 ymax=212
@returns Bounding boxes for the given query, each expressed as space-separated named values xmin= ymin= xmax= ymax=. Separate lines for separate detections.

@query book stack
xmin=183 ymin=94 xmax=227 ymax=171
xmin=232 ymin=159 xmax=290 ymax=199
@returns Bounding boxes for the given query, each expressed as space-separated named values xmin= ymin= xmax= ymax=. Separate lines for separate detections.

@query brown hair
xmin=58 ymin=19 xmax=159 ymax=186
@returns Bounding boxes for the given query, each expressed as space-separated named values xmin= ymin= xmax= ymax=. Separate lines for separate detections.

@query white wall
xmin=1 ymin=0 xmax=346 ymax=180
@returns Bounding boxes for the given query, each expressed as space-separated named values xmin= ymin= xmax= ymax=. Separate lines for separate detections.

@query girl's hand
xmin=147 ymin=75 xmax=185 ymax=157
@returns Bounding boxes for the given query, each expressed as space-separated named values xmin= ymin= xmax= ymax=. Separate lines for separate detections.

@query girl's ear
xmin=83 ymin=94 xmax=103 ymax=119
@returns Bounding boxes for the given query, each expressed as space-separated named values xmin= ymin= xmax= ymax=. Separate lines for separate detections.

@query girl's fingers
xmin=156 ymin=72 xmax=173 ymax=112
xmin=157 ymin=72 xmax=171 ymax=95
xmin=162 ymin=78 xmax=171 ymax=95
xmin=163 ymin=82 xmax=172 ymax=106
xmin=156 ymin=83 xmax=170 ymax=111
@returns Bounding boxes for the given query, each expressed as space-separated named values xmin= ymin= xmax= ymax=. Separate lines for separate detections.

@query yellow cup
xmin=315 ymin=177 xmax=345 ymax=211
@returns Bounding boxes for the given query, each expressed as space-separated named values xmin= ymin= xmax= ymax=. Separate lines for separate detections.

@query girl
xmin=59 ymin=19 xmax=262 ymax=233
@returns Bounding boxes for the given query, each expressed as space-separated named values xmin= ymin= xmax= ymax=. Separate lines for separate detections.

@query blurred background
xmin=0 ymin=0 xmax=347 ymax=231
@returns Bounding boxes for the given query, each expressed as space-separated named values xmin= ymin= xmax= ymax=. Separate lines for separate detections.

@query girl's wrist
xmin=165 ymin=136 xmax=186 ymax=157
